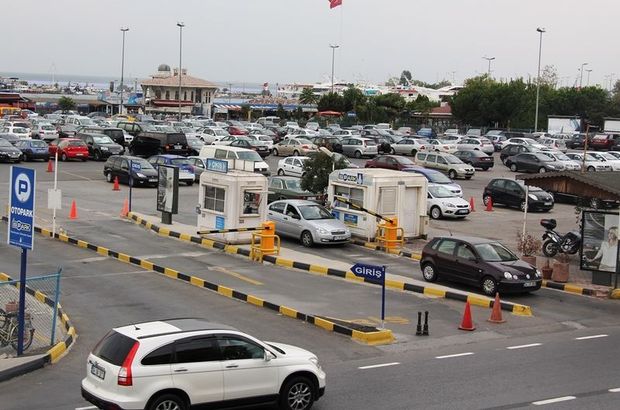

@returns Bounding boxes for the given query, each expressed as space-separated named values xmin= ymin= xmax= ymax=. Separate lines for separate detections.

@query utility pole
xmin=177 ymin=22 xmax=185 ymax=121
xmin=579 ymin=62 xmax=588 ymax=88
xmin=119 ymin=27 xmax=129 ymax=115
xmin=534 ymin=27 xmax=545 ymax=133
xmin=483 ymin=56 xmax=495 ymax=77
xmin=586 ymin=69 xmax=593 ymax=86
xmin=329 ymin=44 xmax=339 ymax=94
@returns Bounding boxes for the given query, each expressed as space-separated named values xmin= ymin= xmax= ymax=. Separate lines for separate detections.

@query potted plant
xmin=516 ymin=231 xmax=542 ymax=266
xmin=551 ymin=253 xmax=570 ymax=283
xmin=541 ymin=258 xmax=553 ymax=280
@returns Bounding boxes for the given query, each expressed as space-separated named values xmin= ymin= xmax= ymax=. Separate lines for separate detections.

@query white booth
xmin=198 ymin=159 xmax=268 ymax=244
xmin=327 ymin=168 xmax=428 ymax=240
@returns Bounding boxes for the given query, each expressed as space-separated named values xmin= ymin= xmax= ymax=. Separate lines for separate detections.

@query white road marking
xmin=358 ymin=362 xmax=400 ymax=370
xmin=506 ymin=343 xmax=542 ymax=350
xmin=575 ymin=334 xmax=608 ymax=340
xmin=75 ymin=406 xmax=97 ymax=410
xmin=435 ymin=352 xmax=474 ymax=359
xmin=532 ymin=396 xmax=576 ymax=405
xmin=609 ymin=387 xmax=620 ymax=393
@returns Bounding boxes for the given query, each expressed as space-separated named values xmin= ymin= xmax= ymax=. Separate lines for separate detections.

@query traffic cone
xmin=113 ymin=176 xmax=120 ymax=191
xmin=120 ymin=198 xmax=129 ymax=217
xmin=47 ymin=159 xmax=53 ymax=173
xmin=69 ymin=200 xmax=78 ymax=220
xmin=469 ymin=197 xmax=475 ymax=212
xmin=485 ymin=197 xmax=493 ymax=212
xmin=488 ymin=293 xmax=506 ymax=323
xmin=458 ymin=301 xmax=476 ymax=331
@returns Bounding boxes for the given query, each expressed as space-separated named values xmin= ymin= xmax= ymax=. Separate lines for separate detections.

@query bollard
xmin=385 ymin=217 xmax=399 ymax=250
xmin=261 ymin=221 xmax=276 ymax=255
xmin=422 ymin=311 xmax=429 ymax=336
xmin=416 ymin=311 xmax=422 ymax=336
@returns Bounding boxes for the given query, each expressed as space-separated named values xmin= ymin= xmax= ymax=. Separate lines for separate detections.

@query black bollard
xmin=416 ymin=311 xmax=422 ymax=336
xmin=422 ymin=311 xmax=429 ymax=336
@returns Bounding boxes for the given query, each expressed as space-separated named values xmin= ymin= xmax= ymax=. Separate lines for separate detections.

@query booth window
xmin=379 ymin=188 xmax=397 ymax=215
xmin=242 ymin=190 xmax=261 ymax=215
xmin=334 ymin=185 xmax=363 ymax=209
xmin=204 ymin=185 xmax=225 ymax=213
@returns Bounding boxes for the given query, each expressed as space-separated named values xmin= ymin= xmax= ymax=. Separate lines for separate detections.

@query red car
xmin=48 ymin=138 xmax=89 ymax=161
xmin=589 ymin=133 xmax=620 ymax=151
xmin=227 ymin=125 xmax=249 ymax=136
xmin=365 ymin=154 xmax=417 ymax=170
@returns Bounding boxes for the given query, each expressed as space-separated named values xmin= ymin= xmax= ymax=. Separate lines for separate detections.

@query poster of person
xmin=580 ymin=210 xmax=619 ymax=273
xmin=156 ymin=165 xmax=179 ymax=214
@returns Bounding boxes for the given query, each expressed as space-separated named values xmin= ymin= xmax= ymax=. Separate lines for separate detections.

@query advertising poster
xmin=580 ymin=210 xmax=619 ymax=273
xmin=157 ymin=165 xmax=179 ymax=214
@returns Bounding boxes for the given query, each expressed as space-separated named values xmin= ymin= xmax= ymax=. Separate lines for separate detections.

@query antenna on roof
xmin=134 ymin=324 xmax=141 ymax=331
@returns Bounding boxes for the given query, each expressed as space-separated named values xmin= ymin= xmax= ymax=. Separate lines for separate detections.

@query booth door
xmin=400 ymin=187 xmax=418 ymax=235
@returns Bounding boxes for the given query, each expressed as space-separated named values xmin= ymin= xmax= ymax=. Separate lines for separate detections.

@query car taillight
xmin=118 ymin=341 xmax=140 ymax=386
xmin=302 ymin=145 xmax=310 ymax=149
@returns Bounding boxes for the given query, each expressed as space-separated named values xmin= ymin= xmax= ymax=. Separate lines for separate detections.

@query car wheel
xmin=60 ymin=153 xmax=67 ymax=161
xmin=354 ymin=150 xmax=362 ymax=159
xmin=501 ymin=157 xmax=507 ymax=165
xmin=421 ymin=262 xmax=438 ymax=282
xmin=483 ymin=195 xmax=491 ymax=206
xmin=448 ymin=169 xmax=457 ymax=179
xmin=186 ymin=181 xmax=194 ymax=186
xmin=81 ymin=157 xmax=87 ymax=162
xmin=587 ymin=166 xmax=595 ymax=172
xmin=293 ymin=150 xmax=300 ymax=156
xmin=148 ymin=393 xmax=187 ymax=410
xmin=273 ymin=148 xmax=279 ymax=156
xmin=509 ymin=163 xmax=518 ymax=172
xmin=481 ymin=276 xmax=498 ymax=297
xmin=389 ymin=147 xmax=395 ymax=154
xmin=430 ymin=206 xmax=442 ymax=220
xmin=539 ymin=167 xmax=546 ymax=173
xmin=277 ymin=169 xmax=285 ymax=176
xmin=411 ymin=149 xmax=417 ymax=156
xmin=279 ymin=376 xmax=315 ymax=410
xmin=520 ymin=201 xmax=527 ymax=212
xmin=106 ymin=172 xmax=113 ymax=183
xmin=300 ymin=230 xmax=314 ymax=247
xmin=93 ymin=150 xmax=101 ymax=161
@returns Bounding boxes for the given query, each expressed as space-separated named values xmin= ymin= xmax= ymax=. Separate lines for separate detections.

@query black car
xmin=499 ymin=144 xmax=541 ymax=164
xmin=77 ymin=132 xmax=125 ymax=160
xmin=13 ymin=139 xmax=50 ymax=161
xmin=505 ymin=152 xmax=565 ymax=173
xmin=78 ymin=126 xmax=127 ymax=146
xmin=565 ymin=134 xmax=591 ymax=150
xmin=483 ymin=178 xmax=554 ymax=212
xmin=103 ymin=155 xmax=158 ymax=187
xmin=420 ymin=235 xmax=542 ymax=296
xmin=453 ymin=150 xmax=494 ymax=170
xmin=128 ymin=132 xmax=190 ymax=157
xmin=230 ymin=137 xmax=271 ymax=158
xmin=0 ymin=138 xmax=22 ymax=162
xmin=116 ymin=121 xmax=155 ymax=138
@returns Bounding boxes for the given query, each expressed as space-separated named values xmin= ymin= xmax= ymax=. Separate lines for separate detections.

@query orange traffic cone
xmin=47 ymin=159 xmax=53 ymax=173
xmin=469 ymin=197 xmax=475 ymax=212
xmin=120 ymin=198 xmax=129 ymax=217
xmin=488 ymin=293 xmax=506 ymax=324
xmin=113 ymin=176 xmax=120 ymax=191
xmin=69 ymin=200 xmax=78 ymax=220
xmin=458 ymin=301 xmax=476 ymax=331
xmin=485 ymin=197 xmax=493 ymax=212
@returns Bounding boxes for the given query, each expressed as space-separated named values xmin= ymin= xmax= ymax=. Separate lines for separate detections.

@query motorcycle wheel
xmin=542 ymin=239 xmax=559 ymax=257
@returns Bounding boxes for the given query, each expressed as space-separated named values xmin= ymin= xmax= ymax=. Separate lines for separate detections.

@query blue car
xmin=147 ymin=154 xmax=196 ymax=186
xmin=14 ymin=139 xmax=50 ymax=161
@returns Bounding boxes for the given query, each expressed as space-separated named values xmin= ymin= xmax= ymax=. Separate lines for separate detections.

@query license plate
xmin=544 ymin=202 xmax=552 ymax=206
xmin=149 ymin=178 xmax=157 ymax=182
xmin=456 ymin=210 xmax=469 ymax=215
xmin=76 ymin=153 xmax=83 ymax=156
xmin=90 ymin=363 xmax=105 ymax=380
xmin=334 ymin=236 xmax=346 ymax=241
xmin=174 ymin=144 xmax=182 ymax=149
xmin=523 ymin=281 xmax=537 ymax=287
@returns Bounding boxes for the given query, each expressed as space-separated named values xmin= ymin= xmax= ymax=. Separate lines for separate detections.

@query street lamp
xmin=177 ymin=22 xmax=185 ymax=121
xmin=586 ymin=69 xmax=593 ymax=86
xmin=119 ymin=27 xmax=129 ymax=115
xmin=534 ymin=27 xmax=546 ymax=132
xmin=329 ymin=44 xmax=339 ymax=94
xmin=579 ymin=62 xmax=588 ymax=88
xmin=483 ymin=56 xmax=495 ymax=77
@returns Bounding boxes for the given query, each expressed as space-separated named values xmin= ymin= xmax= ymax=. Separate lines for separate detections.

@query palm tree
xmin=299 ymin=88 xmax=318 ymax=105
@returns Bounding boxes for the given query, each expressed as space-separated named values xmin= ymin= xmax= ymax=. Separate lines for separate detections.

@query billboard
xmin=580 ymin=210 xmax=619 ymax=274
xmin=548 ymin=116 xmax=581 ymax=134
xmin=156 ymin=165 xmax=179 ymax=214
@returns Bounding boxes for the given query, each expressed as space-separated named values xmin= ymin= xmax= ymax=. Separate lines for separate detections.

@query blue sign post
xmin=8 ymin=166 xmax=36 ymax=356
xmin=350 ymin=263 xmax=386 ymax=329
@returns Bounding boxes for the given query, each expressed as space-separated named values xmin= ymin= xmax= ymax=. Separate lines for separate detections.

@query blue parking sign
xmin=8 ymin=166 xmax=36 ymax=250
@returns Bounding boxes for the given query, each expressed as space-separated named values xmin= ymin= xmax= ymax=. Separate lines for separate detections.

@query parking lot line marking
xmin=60 ymin=171 xmax=92 ymax=181
xmin=532 ymin=396 xmax=576 ymax=405
xmin=609 ymin=388 xmax=620 ymax=393
xmin=435 ymin=352 xmax=474 ymax=359
xmin=506 ymin=343 xmax=542 ymax=350
xmin=575 ymin=334 xmax=608 ymax=340
xmin=358 ymin=362 xmax=400 ymax=370
xmin=211 ymin=267 xmax=263 ymax=286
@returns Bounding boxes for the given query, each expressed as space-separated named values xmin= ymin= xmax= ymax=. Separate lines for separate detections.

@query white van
xmin=199 ymin=145 xmax=271 ymax=176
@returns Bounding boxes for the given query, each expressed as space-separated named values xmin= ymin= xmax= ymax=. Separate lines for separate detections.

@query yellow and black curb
xmin=0 ymin=271 xmax=76 ymax=383
xmin=349 ymin=238 xmax=422 ymax=261
xmin=541 ymin=279 xmax=601 ymax=297
xmin=127 ymin=213 xmax=532 ymax=317
xmin=26 ymin=222 xmax=393 ymax=346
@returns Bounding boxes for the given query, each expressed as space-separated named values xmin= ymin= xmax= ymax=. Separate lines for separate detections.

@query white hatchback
xmin=278 ymin=156 xmax=310 ymax=177
xmin=427 ymin=184 xmax=471 ymax=219
xmin=81 ymin=319 xmax=326 ymax=410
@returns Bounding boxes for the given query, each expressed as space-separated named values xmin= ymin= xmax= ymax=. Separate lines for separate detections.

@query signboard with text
xmin=8 ymin=166 xmax=36 ymax=250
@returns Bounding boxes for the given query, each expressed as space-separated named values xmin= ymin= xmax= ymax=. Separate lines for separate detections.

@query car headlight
xmin=136 ymin=172 xmax=146 ymax=178
xmin=528 ymin=194 xmax=537 ymax=200
xmin=535 ymin=269 xmax=542 ymax=278
xmin=442 ymin=202 xmax=456 ymax=208
xmin=100 ymin=146 xmax=109 ymax=151
xmin=309 ymin=357 xmax=321 ymax=369
xmin=503 ymin=271 xmax=517 ymax=280
xmin=317 ymin=228 xmax=329 ymax=235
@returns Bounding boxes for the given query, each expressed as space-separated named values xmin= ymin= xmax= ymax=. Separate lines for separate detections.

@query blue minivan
xmin=14 ymin=139 xmax=50 ymax=161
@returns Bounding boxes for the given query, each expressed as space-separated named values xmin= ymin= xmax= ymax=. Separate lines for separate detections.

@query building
xmin=141 ymin=64 xmax=218 ymax=117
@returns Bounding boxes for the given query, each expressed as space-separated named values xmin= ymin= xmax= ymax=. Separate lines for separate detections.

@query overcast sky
xmin=1 ymin=0 xmax=617 ymax=88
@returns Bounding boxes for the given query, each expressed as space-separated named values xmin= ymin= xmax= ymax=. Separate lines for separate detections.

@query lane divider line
xmin=532 ymin=396 xmax=576 ymax=406
xmin=358 ymin=362 xmax=400 ymax=370
xmin=506 ymin=343 xmax=542 ymax=350
xmin=575 ymin=334 xmax=608 ymax=340
xmin=435 ymin=352 xmax=474 ymax=359
xmin=125 ymin=213 xmax=533 ymax=317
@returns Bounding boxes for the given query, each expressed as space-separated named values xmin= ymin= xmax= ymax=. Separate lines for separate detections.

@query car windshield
xmin=474 ymin=242 xmax=518 ymax=262
xmin=299 ymin=204 xmax=333 ymax=220
xmin=284 ymin=179 xmax=302 ymax=191
xmin=31 ymin=140 xmax=47 ymax=147
xmin=170 ymin=158 xmax=192 ymax=166
xmin=14 ymin=128 xmax=27 ymax=134
xmin=429 ymin=185 xmax=455 ymax=198
xmin=0 ymin=139 xmax=12 ymax=147
xmin=554 ymin=153 xmax=571 ymax=161
xmin=297 ymin=138 xmax=312 ymax=144
xmin=396 ymin=157 xmax=415 ymax=165
xmin=601 ymin=153 xmax=617 ymax=160
xmin=486 ymin=130 xmax=501 ymax=136
xmin=41 ymin=125 xmax=55 ymax=130
xmin=237 ymin=151 xmax=263 ymax=161
xmin=445 ymin=154 xmax=462 ymax=164
xmin=131 ymin=158 xmax=154 ymax=169
xmin=426 ymin=171 xmax=452 ymax=184
xmin=93 ymin=136 xmax=114 ymax=144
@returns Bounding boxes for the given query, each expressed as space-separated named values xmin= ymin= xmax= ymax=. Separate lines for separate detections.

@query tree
xmin=539 ymin=65 xmax=559 ymax=88
xmin=58 ymin=96 xmax=76 ymax=112
xmin=299 ymin=88 xmax=318 ymax=105
xmin=342 ymin=86 xmax=366 ymax=112
xmin=399 ymin=70 xmax=413 ymax=86
xmin=317 ymin=92 xmax=345 ymax=113
xmin=276 ymin=104 xmax=287 ymax=122
xmin=300 ymin=152 xmax=348 ymax=194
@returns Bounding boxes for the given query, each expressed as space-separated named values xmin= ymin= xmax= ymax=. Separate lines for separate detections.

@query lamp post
xmin=586 ymin=69 xmax=593 ymax=86
xmin=119 ymin=27 xmax=129 ymax=115
xmin=483 ymin=56 xmax=495 ymax=77
xmin=534 ymin=27 xmax=545 ymax=132
xmin=579 ymin=62 xmax=588 ymax=88
xmin=329 ymin=44 xmax=339 ymax=94
xmin=177 ymin=22 xmax=185 ymax=121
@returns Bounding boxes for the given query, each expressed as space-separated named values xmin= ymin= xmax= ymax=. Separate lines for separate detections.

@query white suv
xmin=81 ymin=318 xmax=326 ymax=410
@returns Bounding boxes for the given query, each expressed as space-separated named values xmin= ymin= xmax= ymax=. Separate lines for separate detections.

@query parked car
xmin=333 ymin=129 xmax=360 ymax=138
xmin=420 ymin=236 xmax=542 ymax=296
xmin=277 ymin=156 xmax=309 ymax=177
xmin=589 ymin=133 xmax=620 ymax=151
xmin=268 ymin=199 xmax=350 ymax=247
xmin=483 ymin=178 xmax=554 ymax=212
xmin=588 ymin=152 xmax=620 ymax=171
xmin=453 ymin=150 xmax=494 ymax=170
xmin=199 ymin=145 xmax=270 ymax=176
xmin=415 ymin=152 xmax=475 ymax=179
xmin=340 ymin=137 xmax=378 ymax=158
xmin=565 ymin=133 xmax=591 ymax=150
xmin=227 ymin=125 xmax=249 ymax=136
xmin=77 ymin=132 xmax=125 ymax=161
xmin=392 ymin=137 xmax=427 ymax=156
xmin=147 ymin=154 xmax=195 ymax=185
xmin=0 ymin=138 xmax=23 ymax=162
xmin=312 ymin=136 xmax=342 ymax=153
xmin=116 ymin=121 xmax=155 ymax=138
xmin=499 ymin=144 xmax=541 ymax=164
xmin=488 ymin=134 xmax=508 ymax=151
xmin=212 ymin=135 xmax=238 ymax=146
xmin=49 ymin=138 xmax=89 ymax=161
xmin=0 ymin=132 xmax=21 ymax=145
xmin=58 ymin=115 xmax=96 ymax=136
xmin=128 ymin=132 xmax=190 ymax=157
xmin=103 ymin=155 xmax=158 ymax=187
xmin=197 ymin=126 xmax=230 ymax=144
xmin=185 ymin=134 xmax=204 ymax=156
xmin=78 ymin=126 xmax=127 ymax=146
xmin=272 ymin=138 xmax=318 ymax=157
xmin=365 ymin=155 xmax=416 ymax=170
xmin=186 ymin=156 xmax=207 ymax=181
xmin=565 ymin=152 xmax=612 ymax=172
xmin=426 ymin=184 xmax=471 ymax=220
xmin=230 ymin=137 xmax=271 ymax=158
xmin=402 ymin=166 xmax=463 ymax=197
xmin=31 ymin=123 xmax=59 ymax=141
xmin=13 ymin=139 xmax=49 ymax=161
xmin=422 ymin=139 xmax=458 ymax=154
xmin=268 ymin=176 xmax=321 ymax=202
xmin=539 ymin=151 xmax=581 ymax=171
xmin=417 ymin=127 xmax=437 ymax=139
xmin=81 ymin=318 xmax=326 ymax=410
xmin=505 ymin=152 xmax=566 ymax=173
xmin=538 ymin=136 xmax=567 ymax=153
xmin=0 ymin=126 xmax=30 ymax=140
xmin=456 ymin=137 xmax=495 ymax=155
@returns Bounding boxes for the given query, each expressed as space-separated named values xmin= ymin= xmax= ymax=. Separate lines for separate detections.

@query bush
xmin=516 ymin=231 xmax=542 ymax=256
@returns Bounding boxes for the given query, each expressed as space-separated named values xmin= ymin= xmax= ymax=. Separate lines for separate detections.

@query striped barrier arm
xmin=333 ymin=196 xmax=392 ymax=222
xmin=197 ymin=227 xmax=265 ymax=235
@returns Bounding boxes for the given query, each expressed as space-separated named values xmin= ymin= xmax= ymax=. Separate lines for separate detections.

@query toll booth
xmin=327 ymin=168 xmax=428 ymax=240
xmin=198 ymin=159 xmax=268 ymax=244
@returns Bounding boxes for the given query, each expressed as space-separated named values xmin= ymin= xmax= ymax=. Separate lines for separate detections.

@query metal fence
xmin=0 ymin=271 xmax=63 ymax=357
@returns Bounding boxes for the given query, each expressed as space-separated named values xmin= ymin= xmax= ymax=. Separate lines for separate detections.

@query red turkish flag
xmin=329 ymin=0 xmax=342 ymax=9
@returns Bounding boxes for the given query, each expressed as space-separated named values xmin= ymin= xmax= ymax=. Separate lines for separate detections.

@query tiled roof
xmin=518 ymin=171 xmax=620 ymax=197
xmin=141 ymin=74 xmax=218 ymax=89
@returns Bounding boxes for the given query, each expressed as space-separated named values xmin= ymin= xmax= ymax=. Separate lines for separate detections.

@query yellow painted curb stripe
xmin=164 ymin=268 xmax=179 ymax=279
xmin=48 ymin=342 xmax=66 ymax=363
xmin=190 ymin=276 xmax=205 ymax=287
xmin=564 ymin=284 xmax=585 ymax=294
xmin=247 ymin=295 xmax=264 ymax=307
xmin=351 ymin=329 xmax=395 ymax=346
xmin=385 ymin=279 xmax=405 ymax=290
xmin=67 ymin=327 xmax=77 ymax=337
xmin=218 ymin=286 xmax=233 ymax=298
xmin=314 ymin=317 xmax=334 ymax=331
xmin=280 ymin=306 xmax=298 ymax=318
xmin=309 ymin=265 xmax=328 ymax=275
xmin=34 ymin=290 xmax=46 ymax=304
xmin=275 ymin=258 xmax=294 ymax=268
xmin=118 ymin=253 xmax=131 ymax=263
xmin=97 ymin=247 xmax=109 ymax=256
xmin=140 ymin=260 xmax=154 ymax=270
xmin=179 ymin=233 xmax=192 ymax=241
xmin=77 ymin=240 xmax=88 ymax=248
xmin=512 ymin=305 xmax=533 ymax=316
xmin=424 ymin=287 xmax=446 ymax=297
xmin=344 ymin=272 xmax=364 ymax=282
xmin=467 ymin=295 xmax=492 ymax=308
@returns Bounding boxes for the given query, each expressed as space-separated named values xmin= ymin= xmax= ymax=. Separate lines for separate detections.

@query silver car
xmin=267 ymin=200 xmax=351 ymax=247
xmin=340 ymin=137 xmax=379 ymax=158
xmin=392 ymin=137 xmax=428 ymax=156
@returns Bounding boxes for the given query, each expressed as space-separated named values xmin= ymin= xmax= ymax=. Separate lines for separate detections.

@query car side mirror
xmin=264 ymin=350 xmax=276 ymax=361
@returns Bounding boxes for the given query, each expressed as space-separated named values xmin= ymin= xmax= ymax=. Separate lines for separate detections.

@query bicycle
xmin=0 ymin=308 xmax=35 ymax=351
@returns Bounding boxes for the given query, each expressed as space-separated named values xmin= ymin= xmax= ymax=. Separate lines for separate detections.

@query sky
xmin=1 ymin=0 xmax=618 ymax=88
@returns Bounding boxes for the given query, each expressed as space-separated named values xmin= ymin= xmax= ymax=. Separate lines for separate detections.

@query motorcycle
xmin=540 ymin=218 xmax=581 ymax=257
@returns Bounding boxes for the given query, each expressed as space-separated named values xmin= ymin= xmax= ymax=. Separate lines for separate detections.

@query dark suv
xmin=103 ymin=155 xmax=158 ymax=187
xmin=76 ymin=132 xmax=124 ymax=160
xmin=116 ymin=121 xmax=154 ymax=137
xmin=483 ymin=178 xmax=554 ymax=212
xmin=78 ymin=126 xmax=126 ymax=146
xmin=128 ymin=132 xmax=190 ymax=157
